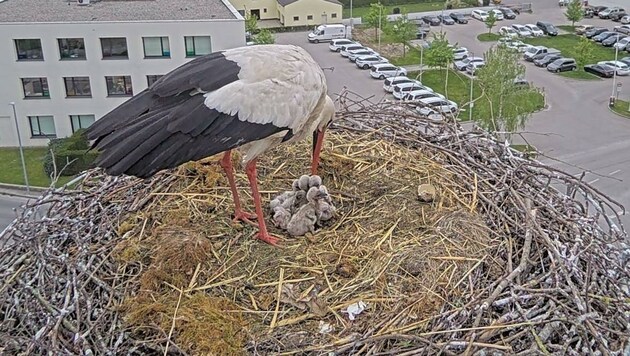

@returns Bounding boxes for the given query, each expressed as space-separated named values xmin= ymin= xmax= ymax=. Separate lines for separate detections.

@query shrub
xmin=43 ymin=129 xmax=97 ymax=177
xmin=338 ymin=0 xmax=441 ymax=9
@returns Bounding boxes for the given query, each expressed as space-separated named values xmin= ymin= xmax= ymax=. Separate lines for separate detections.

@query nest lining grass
xmin=109 ymin=130 xmax=499 ymax=354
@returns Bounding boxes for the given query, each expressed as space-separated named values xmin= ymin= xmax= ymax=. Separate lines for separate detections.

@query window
xmin=58 ymin=38 xmax=86 ymax=60
xmin=28 ymin=116 xmax=56 ymax=137
xmin=70 ymin=115 xmax=96 ymax=132
xmin=147 ymin=75 xmax=164 ymax=87
xmin=101 ymin=38 xmax=128 ymax=59
xmin=15 ymin=39 xmax=43 ymax=60
xmin=21 ymin=78 xmax=50 ymax=98
xmin=64 ymin=77 xmax=92 ymax=97
xmin=143 ymin=37 xmax=170 ymax=58
xmin=264 ymin=8 xmax=267 ymax=13
xmin=238 ymin=10 xmax=245 ymax=16
xmin=106 ymin=76 xmax=133 ymax=96
xmin=331 ymin=13 xmax=337 ymax=18
xmin=293 ymin=16 xmax=299 ymax=21
xmin=307 ymin=15 xmax=313 ymax=20
xmin=184 ymin=36 xmax=212 ymax=57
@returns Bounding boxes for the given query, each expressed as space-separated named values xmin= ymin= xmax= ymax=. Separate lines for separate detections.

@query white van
xmin=308 ymin=24 xmax=346 ymax=43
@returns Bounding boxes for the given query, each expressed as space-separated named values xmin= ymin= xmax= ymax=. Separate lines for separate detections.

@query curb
xmin=0 ymin=183 xmax=47 ymax=199
xmin=607 ymin=104 xmax=630 ymax=119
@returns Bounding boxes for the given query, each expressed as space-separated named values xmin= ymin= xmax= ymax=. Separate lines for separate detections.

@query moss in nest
xmin=139 ymin=227 xmax=212 ymax=291
xmin=122 ymin=292 xmax=248 ymax=355
xmin=116 ymin=221 xmax=136 ymax=236
xmin=112 ymin=238 xmax=143 ymax=264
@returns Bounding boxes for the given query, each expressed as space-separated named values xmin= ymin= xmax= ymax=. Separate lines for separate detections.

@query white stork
xmin=85 ymin=44 xmax=335 ymax=245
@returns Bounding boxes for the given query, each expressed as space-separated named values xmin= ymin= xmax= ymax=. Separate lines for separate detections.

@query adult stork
xmin=85 ymin=44 xmax=335 ymax=245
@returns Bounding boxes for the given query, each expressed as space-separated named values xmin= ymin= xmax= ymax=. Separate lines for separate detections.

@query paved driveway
xmin=277 ymin=1 xmax=630 ymax=228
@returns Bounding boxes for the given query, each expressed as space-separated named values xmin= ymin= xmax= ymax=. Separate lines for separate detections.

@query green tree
xmin=475 ymin=46 xmax=539 ymax=136
xmin=485 ymin=10 xmax=497 ymax=34
xmin=365 ymin=3 xmax=388 ymax=41
xmin=462 ymin=0 xmax=479 ymax=6
xmin=574 ymin=35 xmax=593 ymax=70
xmin=425 ymin=32 xmax=455 ymax=98
xmin=254 ymin=29 xmax=275 ymax=44
xmin=445 ymin=0 xmax=463 ymax=8
xmin=565 ymin=0 xmax=584 ymax=27
xmin=386 ymin=12 xmax=416 ymax=56
xmin=245 ymin=13 xmax=259 ymax=35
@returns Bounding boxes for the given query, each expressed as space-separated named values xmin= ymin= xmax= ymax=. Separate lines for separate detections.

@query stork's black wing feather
xmin=85 ymin=51 xmax=292 ymax=179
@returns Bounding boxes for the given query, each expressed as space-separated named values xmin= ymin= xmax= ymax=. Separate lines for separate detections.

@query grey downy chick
xmin=308 ymin=175 xmax=322 ymax=189
xmin=287 ymin=186 xmax=325 ymax=237
xmin=297 ymin=175 xmax=310 ymax=191
xmin=270 ymin=191 xmax=297 ymax=229
xmin=316 ymin=185 xmax=336 ymax=222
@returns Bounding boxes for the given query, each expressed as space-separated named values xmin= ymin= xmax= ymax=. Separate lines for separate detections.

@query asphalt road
xmin=277 ymin=0 xmax=630 ymax=227
xmin=0 ymin=194 xmax=29 ymax=232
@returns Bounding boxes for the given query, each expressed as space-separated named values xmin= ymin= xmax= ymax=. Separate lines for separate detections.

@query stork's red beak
xmin=311 ymin=127 xmax=326 ymax=175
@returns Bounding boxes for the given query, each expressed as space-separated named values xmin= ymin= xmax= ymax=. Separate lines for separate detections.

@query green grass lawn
xmin=522 ymin=34 xmax=617 ymax=63
xmin=343 ymin=2 xmax=447 ymax=19
xmin=611 ymin=99 xmax=630 ymax=118
xmin=390 ymin=46 xmax=423 ymax=66
xmin=557 ymin=25 xmax=575 ymax=33
xmin=477 ymin=33 xmax=501 ymax=42
xmin=408 ymin=69 xmax=545 ymax=122
xmin=559 ymin=69 xmax=600 ymax=80
xmin=0 ymin=147 xmax=74 ymax=188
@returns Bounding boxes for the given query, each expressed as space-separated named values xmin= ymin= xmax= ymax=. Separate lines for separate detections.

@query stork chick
xmin=287 ymin=186 xmax=324 ymax=237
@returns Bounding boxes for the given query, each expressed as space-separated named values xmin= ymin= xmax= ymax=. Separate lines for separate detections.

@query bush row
xmin=338 ymin=0 xmax=444 ymax=8
xmin=43 ymin=129 xmax=98 ymax=177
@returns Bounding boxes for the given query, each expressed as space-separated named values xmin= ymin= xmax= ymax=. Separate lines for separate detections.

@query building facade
xmin=230 ymin=0 xmax=342 ymax=27
xmin=0 ymin=0 xmax=246 ymax=147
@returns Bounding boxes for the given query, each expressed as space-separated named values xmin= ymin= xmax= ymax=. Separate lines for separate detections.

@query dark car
xmin=591 ymin=6 xmax=608 ymax=16
xmin=534 ymin=53 xmax=562 ymax=67
xmin=416 ymin=30 xmax=429 ymax=39
xmin=621 ymin=57 xmax=630 ymax=66
xmin=536 ymin=21 xmax=558 ymax=36
xmin=593 ymin=31 xmax=616 ymax=42
xmin=611 ymin=12 xmax=627 ymax=21
xmin=546 ymin=58 xmax=577 ymax=72
xmin=422 ymin=15 xmax=441 ymax=26
xmin=449 ymin=12 xmax=468 ymax=24
xmin=585 ymin=27 xmax=609 ymax=38
xmin=584 ymin=63 xmax=615 ymax=77
xmin=602 ymin=34 xmax=622 ymax=46
xmin=437 ymin=14 xmax=455 ymax=25
xmin=498 ymin=7 xmax=517 ymax=19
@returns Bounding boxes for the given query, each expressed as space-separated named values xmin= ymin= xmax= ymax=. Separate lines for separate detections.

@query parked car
xmin=329 ymin=39 xmax=357 ymax=52
xmin=602 ymin=34 xmax=622 ymax=46
xmin=534 ymin=53 xmax=562 ymax=67
xmin=558 ymin=0 xmax=569 ymax=6
xmin=523 ymin=46 xmax=549 ymax=61
xmin=466 ymin=62 xmax=485 ymax=75
xmin=499 ymin=26 xmax=519 ymax=39
xmin=454 ymin=56 xmax=484 ymax=71
xmin=370 ymin=63 xmax=407 ymax=79
xmin=416 ymin=30 xmax=429 ymax=39
xmin=584 ymin=63 xmax=615 ymax=77
xmin=438 ymin=14 xmax=455 ymax=25
xmin=383 ymin=76 xmax=415 ymax=92
xmin=513 ymin=77 xmax=530 ymax=88
xmin=340 ymin=44 xmax=366 ymax=57
xmin=453 ymin=47 xmax=469 ymax=61
xmin=531 ymin=48 xmax=560 ymax=61
xmin=547 ymin=58 xmax=577 ymax=72
xmin=620 ymin=57 xmax=630 ymax=66
xmin=584 ymin=7 xmax=594 ymax=18
xmin=622 ymin=15 xmax=630 ymax=24
xmin=416 ymin=97 xmax=459 ymax=116
xmin=348 ymin=49 xmax=378 ymax=62
xmin=490 ymin=9 xmax=505 ymax=21
xmin=471 ymin=9 xmax=489 ymax=21
xmin=402 ymin=90 xmax=445 ymax=102
xmin=591 ymin=6 xmax=608 ymax=16
xmin=611 ymin=11 xmax=627 ymax=22
xmin=506 ymin=41 xmax=534 ymax=52
xmin=614 ymin=25 xmax=630 ymax=35
xmin=422 ymin=15 xmax=441 ymax=26
xmin=355 ymin=55 xmax=388 ymax=69
xmin=498 ymin=7 xmax=517 ymax=19
xmin=597 ymin=61 xmax=630 ymax=75
xmin=575 ymin=24 xmax=594 ymax=35
xmin=599 ymin=7 xmax=625 ymax=19
xmin=585 ymin=27 xmax=609 ymax=38
xmin=536 ymin=21 xmax=559 ymax=36
xmin=525 ymin=24 xmax=544 ymax=37
xmin=449 ymin=12 xmax=468 ymax=24
xmin=512 ymin=24 xmax=533 ymax=37
xmin=393 ymin=82 xmax=434 ymax=99
xmin=593 ymin=31 xmax=616 ymax=43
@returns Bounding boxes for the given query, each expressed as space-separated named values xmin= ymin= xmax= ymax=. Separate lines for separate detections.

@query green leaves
xmin=253 ymin=29 xmax=275 ymax=44
xmin=565 ymin=0 xmax=584 ymax=27
xmin=425 ymin=32 xmax=454 ymax=69
xmin=485 ymin=10 xmax=497 ymax=34
xmin=385 ymin=12 xmax=416 ymax=56
xmin=365 ymin=3 xmax=389 ymax=41
xmin=574 ymin=35 xmax=593 ymax=69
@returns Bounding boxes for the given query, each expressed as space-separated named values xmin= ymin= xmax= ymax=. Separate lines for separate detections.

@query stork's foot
xmin=255 ymin=231 xmax=281 ymax=246
xmin=233 ymin=210 xmax=258 ymax=227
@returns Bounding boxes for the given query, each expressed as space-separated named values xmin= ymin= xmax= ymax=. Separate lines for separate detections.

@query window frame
xmin=142 ymin=36 xmax=171 ymax=58
xmin=293 ymin=16 xmax=300 ymax=21
xmin=146 ymin=75 xmax=164 ymax=87
xmin=21 ymin=77 xmax=50 ymax=99
xmin=100 ymin=37 xmax=129 ymax=59
xmin=184 ymin=36 xmax=213 ymax=57
xmin=63 ymin=77 xmax=92 ymax=98
xmin=58 ymin=38 xmax=86 ymax=60
xmin=307 ymin=15 xmax=313 ymax=20
xmin=28 ymin=115 xmax=57 ymax=138
xmin=331 ymin=13 xmax=337 ymax=18
xmin=70 ymin=114 xmax=96 ymax=133
xmin=105 ymin=75 xmax=134 ymax=97
xmin=15 ymin=39 xmax=44 ymax=61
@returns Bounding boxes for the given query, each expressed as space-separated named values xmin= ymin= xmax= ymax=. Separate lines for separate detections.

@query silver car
xmin=454 ymin=56 xmax=484 ymax=71
xmin=355 ymin=55 xmax=389 ymax=69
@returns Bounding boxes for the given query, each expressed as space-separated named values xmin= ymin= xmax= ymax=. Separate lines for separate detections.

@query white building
xmin=0 ymin=0 xmax=246 ymax=147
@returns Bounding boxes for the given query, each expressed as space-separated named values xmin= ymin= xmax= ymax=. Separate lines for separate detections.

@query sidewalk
xmin=0 ymin=184 xmax=45 ymax=199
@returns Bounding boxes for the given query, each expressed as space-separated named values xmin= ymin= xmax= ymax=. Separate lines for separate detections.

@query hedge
xmin=43 ymin=129 xmax=97 ymax=177
xmin=338 ymin=0 xmax=444 ymax=8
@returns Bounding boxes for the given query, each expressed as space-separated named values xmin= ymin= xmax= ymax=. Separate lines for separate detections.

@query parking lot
xmin=276 ymin=0 xmax=630 ymax=226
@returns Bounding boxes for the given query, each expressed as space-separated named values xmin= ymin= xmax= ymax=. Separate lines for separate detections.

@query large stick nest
xmin=1 ymin=94 xmax=629 ymax=355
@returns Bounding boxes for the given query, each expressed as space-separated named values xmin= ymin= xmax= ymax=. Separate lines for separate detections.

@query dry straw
xmin=1 ymin=93 xmax=628 ymax=355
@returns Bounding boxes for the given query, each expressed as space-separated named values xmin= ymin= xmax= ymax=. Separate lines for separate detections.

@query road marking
xmin=588 ymin=178 xmax=600 ymax=184
xmin=609 ymin=169 xmax=621 ymax=176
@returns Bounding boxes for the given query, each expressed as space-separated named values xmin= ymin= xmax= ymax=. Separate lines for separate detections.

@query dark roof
xmin=277 ymin=0 xmax=342 ymax=7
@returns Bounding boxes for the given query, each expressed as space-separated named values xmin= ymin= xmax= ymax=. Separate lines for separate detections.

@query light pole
xmin=419 ymin=44 xmax=424 ymax=82
xmin=8 ymin=102 xmax=30 ymax=192
xmin=469 ymin=53 xmax=474 ymax=122
xmin=611 ymin=33 xmax=620 ymax=100
xmin=378 ymin=3 xmax=382 ymax=51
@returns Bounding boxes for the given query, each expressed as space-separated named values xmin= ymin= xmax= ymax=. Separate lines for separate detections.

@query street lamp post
xmin=611 ymin=34 xmax=620 ymax=100
xmin=469 ymin=53 xmax=474 ymax=122
xmin=8 ymin=102 xmax=30 ymax=192
xmin=378 ymin=3 xmax=382 ymax=51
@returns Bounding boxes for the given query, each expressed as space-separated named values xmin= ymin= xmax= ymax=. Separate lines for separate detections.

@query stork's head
xmin=317 ymin=95 xmax=336 ymax=131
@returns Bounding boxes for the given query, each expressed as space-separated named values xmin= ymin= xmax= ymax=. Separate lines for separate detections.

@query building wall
xmin=230 ymin=0 xmax=278 ymax=20
xmin=282 ymin=0 xmax=343 ymax=27
xmin=0 ymin=20 xmax=245 ymax=147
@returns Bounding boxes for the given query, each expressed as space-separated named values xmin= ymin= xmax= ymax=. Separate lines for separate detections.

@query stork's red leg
xmin=219 ymin=150 xmax=257 ymax=226
xmin=245 ymin=159 xmax=280 ymax=245
xmin=311 ymin=127 xmax=326 ymax=175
